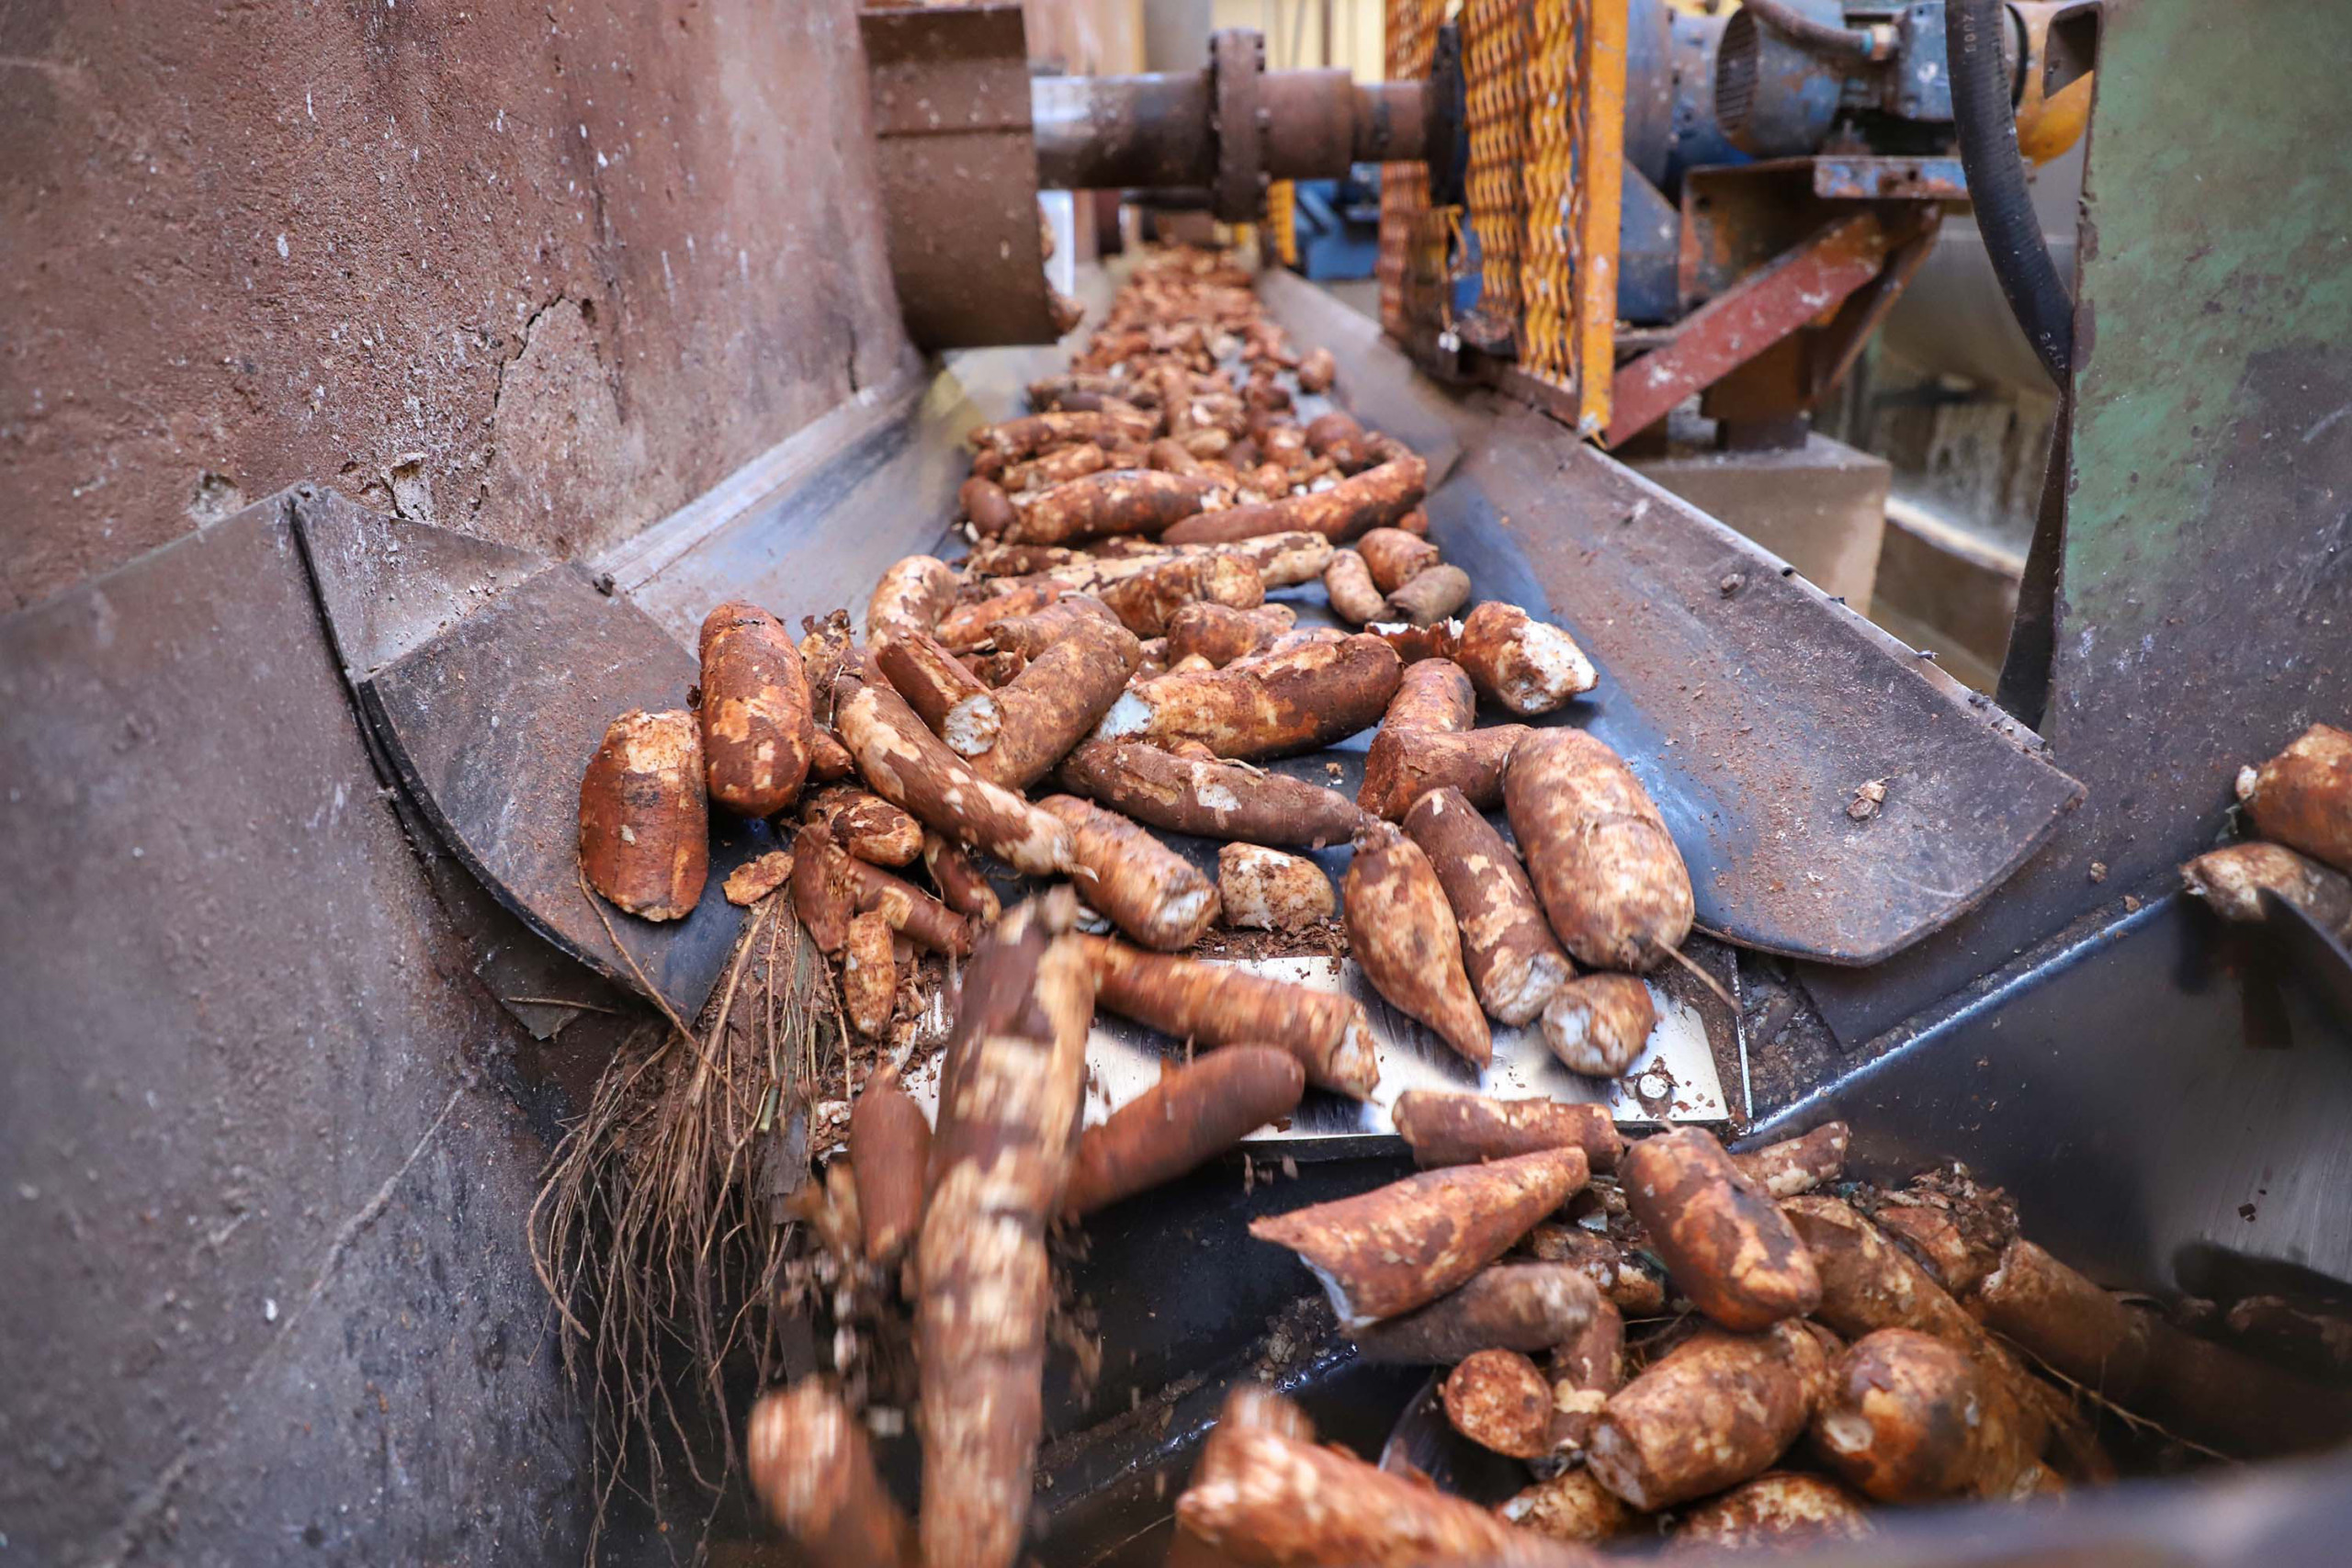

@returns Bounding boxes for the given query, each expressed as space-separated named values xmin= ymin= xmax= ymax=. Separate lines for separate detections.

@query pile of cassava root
xmin=559 ymin=249 xmax=2352 ymax=1564
xmin=753 ymin=1095 xmax=2352 ymax=1568
xmin=579 ymin=245 xmax=1686 ymax=1110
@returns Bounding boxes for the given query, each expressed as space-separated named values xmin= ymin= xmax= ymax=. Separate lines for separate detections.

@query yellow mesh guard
xmin=1464 ymin=0 xmax=1532 ymax=335
xmin=1268 ymin=179 xmax=1300 ymax=268
xmin=1520 ymin=0 xmax=1626 ymax=435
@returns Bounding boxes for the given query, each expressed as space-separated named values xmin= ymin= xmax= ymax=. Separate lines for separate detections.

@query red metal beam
xmin=1605 ymin=212 xmax=1892 ymax=447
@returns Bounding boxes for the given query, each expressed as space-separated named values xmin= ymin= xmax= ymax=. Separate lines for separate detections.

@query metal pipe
xmin=1949 ymin=0 xmax=2073 ymax=382
xmin=1347 ymin=81 xmax=1430 ymax=164
xmin=1035 ymin=65 xmax=1426 ymax=193
xmin=1744 ymin=0 xmax=1892 ymax=62
xmin=1032 ymin=72 xmax=1216 ymax=190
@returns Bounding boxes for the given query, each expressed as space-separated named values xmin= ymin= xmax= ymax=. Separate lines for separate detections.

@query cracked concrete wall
xmin=0 ymin=0 xmax=915 ymax=611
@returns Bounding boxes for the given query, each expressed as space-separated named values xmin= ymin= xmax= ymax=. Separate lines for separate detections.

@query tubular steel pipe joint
xmin=1031 ymin=28 xmax=1430 ymax=222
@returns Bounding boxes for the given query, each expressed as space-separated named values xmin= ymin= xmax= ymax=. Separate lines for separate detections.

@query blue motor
xmin=1612 ymin=0 xmax=1963 ymax=321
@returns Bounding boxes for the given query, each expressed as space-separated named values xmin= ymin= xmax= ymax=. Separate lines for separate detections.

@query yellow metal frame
xmin=1267 ymin=179 xmax=1300 ymax=268
xmin=1463 ymin=0 xmax=1533 ymax=333
xmin=1518 ymin=0 xmax=1626 ymax=437
xmin=1380 ymin=0 xmax=1626 ymax=438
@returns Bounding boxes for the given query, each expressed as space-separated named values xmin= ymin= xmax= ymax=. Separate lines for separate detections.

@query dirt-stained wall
xmin=0 ymin=0 xmax=914 ymax=610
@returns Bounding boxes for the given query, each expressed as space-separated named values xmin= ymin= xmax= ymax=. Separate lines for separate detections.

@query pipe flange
xmin=1208 ymin=28 xmax=1266 ymax=223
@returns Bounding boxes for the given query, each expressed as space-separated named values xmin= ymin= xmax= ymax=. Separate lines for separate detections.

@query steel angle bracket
xmin=291 ymin=487 xmax=763 ymax=1021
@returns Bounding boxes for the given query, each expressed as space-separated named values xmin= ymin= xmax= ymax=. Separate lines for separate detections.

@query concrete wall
xmin=0 ymin=0 xmax=914 ymax=611
xmin=1209 ymin=0 xmax=1386 ymax=77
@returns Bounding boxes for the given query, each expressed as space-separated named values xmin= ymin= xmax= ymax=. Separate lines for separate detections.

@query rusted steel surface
xmin=862 ymin=4 xmax=1061 ymax=349
xmin=1207 ymin=28 xmax=1265 ymax=222
xmin=298 ymin=491 xmax=766 ymax=1018
xmin=1811 ymin=155 xmax=1967 ymax=201
xmin=1031 ymin=71 xmax=1216 ymax=191
xmin=1679 ymin=158 xmax=1945 ymax=307
xmin=1608 ymin=212 xmax=1893 ymax=446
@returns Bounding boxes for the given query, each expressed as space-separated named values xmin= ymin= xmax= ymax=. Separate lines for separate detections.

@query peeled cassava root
xmin=580 ymin=707 xmax=708 ymax=920
xmin=1062 ymin=1046 xmax=1305 ymax=1217
xmin=1403 ymin=786 xmax=1571 ymax=1027
xmin=1080 ymin=935 xmax=1378 ymax=1098
xmin=1359 ymin=660 xmax=1526 ymax=821
xmin=1249 ymin=1147 xmax=1588 ymax=1326
xmin=2239 ymin=721 xmax=2352 ymax=872
xmin=1390 ymin=1089 xmax=1623 ymax=1173
xmin=1038 ymin=794 xmax=1219 ymax=951
xmin=1623 ymin=1126 xmax=1821 ymax=1330
xmin=1059 ymin=738 xmax=1367 ymax=848
xmin=1344 ymin=820 xmax=1491 ymax=1066
xmin=834 ymin=676 xmax=1072 ymax=877
xmin=1506 ymin=728 xmax=1693 ymax=971
xmin=1217 ymin=842 xmax=1335 ymax=931
xmin=1095 ymin=634 xmax=1401 ymax=760
xmin=697 ymin=601 xmax=814 ymax=817
xmin=917 ymin=896 xmax=1095 ymax=1568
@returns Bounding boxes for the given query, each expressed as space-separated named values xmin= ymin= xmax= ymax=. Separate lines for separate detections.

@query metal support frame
xmin=1800 ymin=0 xmax=2352 ymax=1046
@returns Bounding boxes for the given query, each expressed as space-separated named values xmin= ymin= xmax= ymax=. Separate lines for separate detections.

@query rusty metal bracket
xmin=1607 ymin=210 xmax=1903 ymax=446
xmin=861 ymin=3 xmax=1061 ymax=350
xmin=1207 ymin=28 xmax=1266 ymax=223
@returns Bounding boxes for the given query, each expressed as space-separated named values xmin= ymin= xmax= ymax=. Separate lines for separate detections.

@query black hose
xmin=1948 ymin=0 xmax=2074 ymax=383
xmin=1744 ymin=0 xmax=1879 ymax=62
